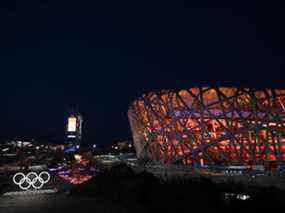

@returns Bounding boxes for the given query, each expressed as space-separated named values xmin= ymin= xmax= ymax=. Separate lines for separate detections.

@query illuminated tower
xmin=66 ymin=113 xmax=83 ymax=146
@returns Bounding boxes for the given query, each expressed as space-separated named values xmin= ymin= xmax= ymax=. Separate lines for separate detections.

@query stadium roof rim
xmin=128 ymin=86 xmax=285 ymax=111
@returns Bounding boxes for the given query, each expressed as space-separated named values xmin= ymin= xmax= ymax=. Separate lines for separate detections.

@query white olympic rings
xmin=13 ymin=171 xmax=51 ymax=190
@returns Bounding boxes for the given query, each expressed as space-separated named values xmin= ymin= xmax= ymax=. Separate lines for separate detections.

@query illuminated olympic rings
xmin=13 ymin=171 xmax=51 ymax=190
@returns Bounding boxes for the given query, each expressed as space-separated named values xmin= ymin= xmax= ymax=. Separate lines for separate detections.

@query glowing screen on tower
xmin=68 ymin=117 xmax=77 ymax=132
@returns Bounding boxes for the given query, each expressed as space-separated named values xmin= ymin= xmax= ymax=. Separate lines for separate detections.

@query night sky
xmin=0 ymin=1 xmax=285 ymax=145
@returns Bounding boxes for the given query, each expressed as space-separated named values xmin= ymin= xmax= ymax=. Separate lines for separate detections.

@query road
xmin=0 ymin=193 xmax=100 ymax=213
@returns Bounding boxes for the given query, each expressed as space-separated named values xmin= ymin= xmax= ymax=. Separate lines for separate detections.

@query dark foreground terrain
xmin=1 ymin=164 xmax=285 ymax=213
xmin=0 ymin=193 xmax=101 ymax=213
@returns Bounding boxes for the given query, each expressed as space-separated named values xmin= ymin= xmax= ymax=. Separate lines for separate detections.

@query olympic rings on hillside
xmin=13 ymin=171 xmax=51 ymax=190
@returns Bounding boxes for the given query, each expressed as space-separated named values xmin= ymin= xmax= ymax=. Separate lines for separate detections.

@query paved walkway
xmin=0 ymin=193 xmax=99 ymax=213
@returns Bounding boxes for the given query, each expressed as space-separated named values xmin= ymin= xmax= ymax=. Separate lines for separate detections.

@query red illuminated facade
xmin=128 ymin=87 xmax=285 ymax=167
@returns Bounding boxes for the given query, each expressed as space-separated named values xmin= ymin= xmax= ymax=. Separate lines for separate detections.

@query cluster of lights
xmin=225 ymin=193 xmax=250 ymax=201
xmin=57 ymin=160 xmax=98 ymax=185
xmin=74 ymin=154 xmax=89 ymax=166
xmin=58 ymin=170 xmax=92 ymax=185
xmin=48 ymin=165 xmax=64 ymax=172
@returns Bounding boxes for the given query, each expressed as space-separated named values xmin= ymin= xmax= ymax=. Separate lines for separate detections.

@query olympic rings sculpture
xmin=13 ymin=171 xmax=51 ymax=190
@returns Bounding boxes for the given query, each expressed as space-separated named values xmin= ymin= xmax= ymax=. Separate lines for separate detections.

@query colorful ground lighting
xmin=57 ymin=165 xmax=99 ymax=185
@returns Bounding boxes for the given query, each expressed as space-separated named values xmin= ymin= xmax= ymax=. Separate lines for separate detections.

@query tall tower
xmin=66 ymin=113 xmax=83 ymax=146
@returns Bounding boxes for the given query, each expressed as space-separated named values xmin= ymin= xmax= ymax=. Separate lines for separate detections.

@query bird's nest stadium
xmin=128 ymin=87 xmax=285 ymax=171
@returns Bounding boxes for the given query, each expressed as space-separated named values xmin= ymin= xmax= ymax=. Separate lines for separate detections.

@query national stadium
xmin=128 ymin=87 xmax=285 ymax=173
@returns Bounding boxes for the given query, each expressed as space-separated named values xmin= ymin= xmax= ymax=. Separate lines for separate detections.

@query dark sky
xmin=0 ymin=1 xmax=285 ymax=145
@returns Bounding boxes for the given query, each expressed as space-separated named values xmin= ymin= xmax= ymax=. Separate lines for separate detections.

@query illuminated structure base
xmin=2 ymin=189 xmax=58 ymax=197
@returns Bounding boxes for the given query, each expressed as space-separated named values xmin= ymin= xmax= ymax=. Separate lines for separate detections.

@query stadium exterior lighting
xmin=128 ymin=87 xmax=285 ymax=169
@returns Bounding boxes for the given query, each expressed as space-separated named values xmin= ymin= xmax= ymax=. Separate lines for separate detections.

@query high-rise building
xmin=66 ymin=113 xmax=83 ymax=146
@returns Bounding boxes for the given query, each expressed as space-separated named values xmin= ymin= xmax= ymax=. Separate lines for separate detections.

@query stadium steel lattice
xmin=128 ymin=87 xmax=285 ymax=167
